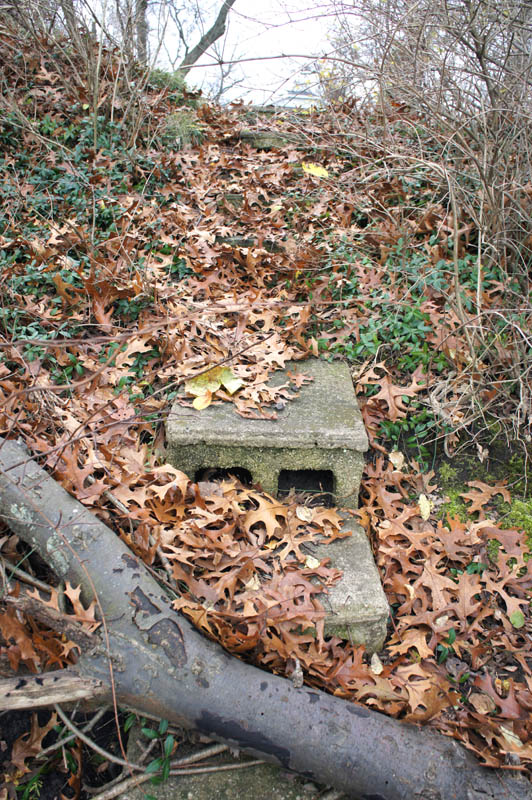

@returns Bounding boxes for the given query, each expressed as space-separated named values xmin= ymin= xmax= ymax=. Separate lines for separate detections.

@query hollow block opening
xmin=194 ymin=466 xmax=253 ymax=486
xmin=278 ymin=469 xmax=335 ymax=506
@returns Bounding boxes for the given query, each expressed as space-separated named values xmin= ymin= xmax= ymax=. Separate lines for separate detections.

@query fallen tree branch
xmin=0 ymin=436 xmax=529 ymax=800
xmin=0 ymin=669 xmax=107 ymax=710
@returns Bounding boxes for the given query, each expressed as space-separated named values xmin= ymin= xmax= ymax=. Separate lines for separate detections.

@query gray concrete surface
xmin=121 ymin=727 xmax=322 ymax=800
xmin=314 ymin=517 xmax=389 ymax=651
xmin=166 ymin=359 xmax=368 ymax=508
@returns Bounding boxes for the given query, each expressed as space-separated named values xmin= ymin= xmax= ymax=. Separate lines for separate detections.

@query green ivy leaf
xmin=146 ymin=758 xmax=163 ymax=773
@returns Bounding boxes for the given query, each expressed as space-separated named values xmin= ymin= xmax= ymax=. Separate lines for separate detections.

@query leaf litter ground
xmin=0 ymin=30 xmax=531 ymax=793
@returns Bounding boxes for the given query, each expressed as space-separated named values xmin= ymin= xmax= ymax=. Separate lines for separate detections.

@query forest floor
xmin=0 ymin=30 xmax=531 ymax=799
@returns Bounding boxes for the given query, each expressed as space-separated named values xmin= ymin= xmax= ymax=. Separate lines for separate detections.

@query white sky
xmin=164 ymin=1 xmax=335 ymax=103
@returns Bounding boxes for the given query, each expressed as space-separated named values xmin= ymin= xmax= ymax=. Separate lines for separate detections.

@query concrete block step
xmin=166 ymin=358 xmax=368 ymax=509
xmin=165 ymin=358 xmax=388 ymax=651
xmin=312 ymin=516 xmax=388 ymax=652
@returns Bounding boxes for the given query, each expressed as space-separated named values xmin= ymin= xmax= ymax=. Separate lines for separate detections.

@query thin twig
xmin=1 ymin=557 xmax=54 ymax=595
xmin=54 ymin=704 xmax=144 ymax=771
xmin=38 ymin=707 xmax=109 ymax=760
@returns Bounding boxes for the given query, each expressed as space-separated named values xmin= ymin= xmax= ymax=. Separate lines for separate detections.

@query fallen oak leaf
xmin=473 ymin=522 xmax=525 ymax=555
xmin=150 ymin=465 xmax=190 ymax=497
xmin=365 ymin=369 xmax=426 ymax=422
xmin=62 ymin=581 xmax=101 ymax=632
xmin=387 ymin=627 xmax=434 ymax=659
xmin=460 ymin=480 xmax=511 ymax=516
xmin=468 ymin=692 xmax=497 ymax=715
xmin=474 ymin=674 xmax=524 ymax=719
xmin=242 ymin=493 xmax=288 ymax=541
xmin=11 ymin=712 xmax=58 ymax=774
xmin=0 ymin=603 xmax=41 ymax=669
xmin=274 ymin=526 xmax=319 ymax=564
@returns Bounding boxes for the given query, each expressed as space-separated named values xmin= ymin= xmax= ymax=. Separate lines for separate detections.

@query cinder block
xmin=313 ymin=516 xmax=389 ymax=652
xmin=166 ymin=358 xmax=388 ymax=652
xmin=166 ymin=358 xmax=368 ymax=508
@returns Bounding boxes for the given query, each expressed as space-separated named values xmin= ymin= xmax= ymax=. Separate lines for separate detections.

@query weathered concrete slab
xmin=238 ymin=129 xmax=301 ymax=149
xmin=315 ymin=516 xmax=388 ymax=652
xmin=122 ymin=732 xmax=322 ymax=800
xmin=166 ymin=359 xmax=368 ymax=508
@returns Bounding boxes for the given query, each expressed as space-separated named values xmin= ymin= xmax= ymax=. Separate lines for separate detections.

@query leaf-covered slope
xmin=0 ymin=26 xmax=531 ymax=782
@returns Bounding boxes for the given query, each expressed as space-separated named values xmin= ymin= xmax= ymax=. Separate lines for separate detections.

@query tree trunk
xmin=179 ymin=0 xmax=237 ymax=77
xmin=135 ymin=0 xmax=148 ymax=65
xmin=0 ymin=436 xmax=529 ymax=800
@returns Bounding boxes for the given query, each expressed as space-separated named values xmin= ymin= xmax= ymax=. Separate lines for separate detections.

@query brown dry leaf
xmin=4 ymin=46 xmax=532 ymax=775
xmin=473 ymin=521 xmax=525 ymax=555
xmin=0 ymin=605 xmax=41 ymax=671
xmin=11 ymin=712 xmax=58 ymax=773
xmin=369 ymin=373 xmax=425 ymax=421
xmin=242 ymin=493 xmax=288 ymax=541
xmin=411 ymin=554 xmax=458 ymax=613
xmin=474 ymin=674 xmax=525 ymax=719
xmin=387 ymin=627 xmax=434 ymax=659
xmin=460 ymin=480 xmax=511 ymax=516
xmin=63 ymin=582 xmax=101 ymax=632
xmin=469 ymin=692 xmax=497 ymax=715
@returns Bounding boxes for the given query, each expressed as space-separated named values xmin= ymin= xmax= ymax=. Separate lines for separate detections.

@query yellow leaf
xmin=305 ymin=554 xmax=320 ymax=569
xmin=185 ymin=366 xmax=243 ymax=397
xmin=185 ymin=370 xmax=221 ymax=396
xmin=418 ymin=493 xmax=433 ymax=520
xmin=301 ymin=162 xmax=329 ymax=178
xmin=219 ymin=367 xmax=244 ymax=395
xmin=193 ymin=391 xmax=212 ymax=410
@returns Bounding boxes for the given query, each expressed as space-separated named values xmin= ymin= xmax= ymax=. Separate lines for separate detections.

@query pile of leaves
xmin=1 ymin=22 xmax=531 ymax=794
